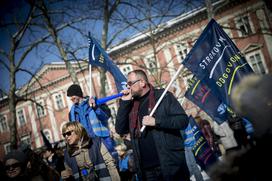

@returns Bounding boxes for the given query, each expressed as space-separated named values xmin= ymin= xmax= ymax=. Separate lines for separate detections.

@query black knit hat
xmin=4 ymin=150 xmax=27 ymax=165
xmin=67 ymin=84 xmax=83 ymax=97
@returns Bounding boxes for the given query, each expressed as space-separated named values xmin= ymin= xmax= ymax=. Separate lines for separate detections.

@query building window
xmin=121 ymin=65 xmax=133 ymax=77
xmin=36 ymin=100 xmax=46 ymax=117
xmin=176 ymin=43 xmax=189 ymax=61
xmin=0 ymin=115 xmax=8 ymax=132
xmin=21 ymin=135 xmax=31 ymax=146
xmin=144 ymin=56 xmax=158 ymax=74
xmin=246 ymin=52 xmax=266 ymax=74
xmin=55 ymin=94 xmax=65 ymax=110
xmin=236 ymin=16 xmax=253 ymax=36
xmin=17 ymin=109 xmax=26 ymax=126
xmin=43 ymin=130 xmax=52 ymax=143
xmin=105 ymin=78 xmax=111 ymax=93
xmin=4 ymin=143 xmax=11 ymax=154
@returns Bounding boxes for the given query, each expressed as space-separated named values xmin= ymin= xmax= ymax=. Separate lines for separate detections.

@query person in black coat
xmin=116 ymin=69 xmax=190 ymax=181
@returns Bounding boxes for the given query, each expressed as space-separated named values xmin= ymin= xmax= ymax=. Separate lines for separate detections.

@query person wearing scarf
xmin=61 ymin=121 xmax=120 ymax=181
xmin=116 ymin=69 xmax=190 ymax=181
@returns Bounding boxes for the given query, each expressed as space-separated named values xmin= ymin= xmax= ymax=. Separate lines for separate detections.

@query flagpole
xmin=140 ymin=64 xmax=185 ymax=132
xmin=88 ymin=32 xmax=93 ymax=97
xmin=89 ymin=65 xmax=93 ymax=97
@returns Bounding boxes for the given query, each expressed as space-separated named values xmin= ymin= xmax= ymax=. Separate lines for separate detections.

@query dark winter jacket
xmin=116 ymin=89 xmax=189 ymax=180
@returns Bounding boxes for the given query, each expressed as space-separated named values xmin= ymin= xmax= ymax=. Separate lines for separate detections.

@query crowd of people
xmin=1 ymin=70 xmax=271 ymax=181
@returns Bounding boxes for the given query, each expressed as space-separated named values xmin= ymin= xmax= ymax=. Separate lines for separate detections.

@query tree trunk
xmin=99 ymin=0 xmax=110 ymax=97
xmin=40 ymin=0 xmax=79 ymax=84
xmin=9 ymin=55 xmax=18 ymax=149
xmin=205 ymin=0 xmax=213 ymax=21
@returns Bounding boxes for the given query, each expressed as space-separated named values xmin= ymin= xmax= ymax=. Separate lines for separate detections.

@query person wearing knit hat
xmin=4 ymin=150 xmax=29 ymax=180
xmin=66 ymin=84 xmax=117 ymax=162
xmin=67 ymin=84 xmax=83 ymax=98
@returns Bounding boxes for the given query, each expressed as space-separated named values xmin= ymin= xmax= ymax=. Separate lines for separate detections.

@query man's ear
xmin=141 ymin=80 xmax=147 ymax=88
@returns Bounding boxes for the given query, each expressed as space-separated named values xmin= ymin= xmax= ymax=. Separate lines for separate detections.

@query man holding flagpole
xmin=67 ymin=84 xmax=117 ymax=157
xmin=115 ymin=69 xmax=190 ymax=181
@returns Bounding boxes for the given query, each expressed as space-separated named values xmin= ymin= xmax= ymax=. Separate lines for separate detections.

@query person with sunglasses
xmin=67 ymin=84 xmax=117 ymax=160
xmin=116 ymin=69 xmax=190 ymax=181
xmin=3 ymin=150 xmax=29 ymax=180
xmin=61 ymin=121 xmax=120 ymax=181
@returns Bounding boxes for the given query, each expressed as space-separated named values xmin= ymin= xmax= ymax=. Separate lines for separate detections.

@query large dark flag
xmin=182 ymin=19 xmax=254 ymax=105
xmin=188 ymin=116 xmax=218 ymax=170
xmin=185 ymin=75 xmax=231 ymax=124
xmin=88 ymin=35 xmax=127 ymax=92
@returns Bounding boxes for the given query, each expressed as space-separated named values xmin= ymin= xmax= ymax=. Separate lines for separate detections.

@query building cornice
xmin=108 ymin=0 xmax=249 ymax=58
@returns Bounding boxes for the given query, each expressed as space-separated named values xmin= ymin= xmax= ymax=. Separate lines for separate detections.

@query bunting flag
xmin=88 ymin=35 xmax=127 ymax=92
xmin=185 ymin=75 xmax=232 ymax=124
xmin=188 ymin=116 xmax=218 ymax=170
xmin=182 ymin=19 xmax=254 ymax=105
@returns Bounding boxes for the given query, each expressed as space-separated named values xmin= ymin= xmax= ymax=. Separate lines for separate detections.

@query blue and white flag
xmin=188 ymin=116 xmax=218 ymax=170
xmin=182 ymin=19 xmax=254 ymax=105
xmin=88 ymin=35 xmax=127 ymax=92
xmin=185 ymin=75 xmax=231 ymax=124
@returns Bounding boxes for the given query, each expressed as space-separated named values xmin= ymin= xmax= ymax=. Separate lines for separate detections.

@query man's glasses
xmin=127 ymin=79 xmax=141 ymax=87
xmin=5 ymin=162 xmax=21 ymax=170
xmin=62 ymin=130 xmax=74 ymax=137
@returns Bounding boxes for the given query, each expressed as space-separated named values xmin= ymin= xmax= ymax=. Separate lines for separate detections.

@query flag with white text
xmin=88 ymin=35 xmax=127 ymax=92
xmin=182 ymin=19 xmax=253 ymax=105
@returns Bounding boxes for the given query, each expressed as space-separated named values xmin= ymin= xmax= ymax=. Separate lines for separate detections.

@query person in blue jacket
xmin=67 ymin=84 xmax=116 ymax=156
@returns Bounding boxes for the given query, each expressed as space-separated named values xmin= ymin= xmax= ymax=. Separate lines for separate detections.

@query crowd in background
xmin=1 ymin=72 xmax=271 ymax=181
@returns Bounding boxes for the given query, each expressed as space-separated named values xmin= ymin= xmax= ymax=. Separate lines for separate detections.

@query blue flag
xmin=185 ymin=76 xmax=231 ymax=124
xmin=182 ymin=19 xmax=254 ymax=105
xmin=188 ymin=116 xmax=218 ymax=170
xmin=88 ymin=35 xmax=127 ymax=92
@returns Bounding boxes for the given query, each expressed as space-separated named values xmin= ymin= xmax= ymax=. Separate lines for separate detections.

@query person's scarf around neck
xmin=129 ymin=84 xmax=155 ymax=138
xmin=67 ymin=137 xmax=92 ymax=156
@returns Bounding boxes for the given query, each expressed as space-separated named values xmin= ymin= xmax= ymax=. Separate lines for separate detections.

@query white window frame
xmin=235 ymin=15 xmax=254 ymax=37
xmin=144 ymin=55 xmax=160 ymax=74
xmin=36 ymin=99 xmax=46 ymax=118
xmin=17 ymin=108 xmax=27 ymax=126
xmin=0 ymin=114 xmax=8 ymax=132
xmin=20 ymin=135 xmax=31 ymax=146
xmin=53 ymin=92 xmax=65 ymax=110
xmin=175 ymin=42 xmax=190 ymax=62
xmin=43 ymin=129 xmax=53 ymax=143
xmin=121 ymin=65 xmax=133 ymax=77
xmin=4 ymin=143 xmax=11 ymax=154
xmin=256 ymin=9 xmax=269 ymax=34
xmin=245 ymin=50 xmax=267 ymax=74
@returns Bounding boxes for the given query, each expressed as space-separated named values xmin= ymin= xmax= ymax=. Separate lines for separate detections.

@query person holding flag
xmin=65 ymin=34 xmax=127 ymax=161
xmin=67 ymin=84 xmax=116 ymax=158
xmin=181 ymin=116 xmax=205 ymax=181
xmin=115 ymin=69 xmax=190 ymax=181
